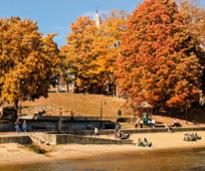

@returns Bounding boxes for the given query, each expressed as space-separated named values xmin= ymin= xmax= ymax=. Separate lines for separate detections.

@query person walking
xmin=140 ymin=119 xmax=143 ymax=128
xmin=22 ymin=120 xmax=27 ymax=133
xmin=94 ymin=127 xmax=99 ymax=136
xmin=15 ymin=119 xmax=20 ymax=133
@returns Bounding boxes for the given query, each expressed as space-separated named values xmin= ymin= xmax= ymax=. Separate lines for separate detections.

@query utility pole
xmin=100 ymin=100 xmax=106 ymax=129
xmin=100 ymin=100 xmax=103 ymax=129
xmin=185 ymin=106 xmax=188 ymax=125
xmin=58 ymin=108 xmax=63 ymax=133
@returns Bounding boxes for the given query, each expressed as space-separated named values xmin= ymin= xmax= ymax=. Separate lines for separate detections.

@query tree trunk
xmin=14 ymin=99 xmax=19 ymax=111
xmin=66 ymin=82 xmax=69 ymax=93
xmin=14 ymin=99 xmax=19 ymax=119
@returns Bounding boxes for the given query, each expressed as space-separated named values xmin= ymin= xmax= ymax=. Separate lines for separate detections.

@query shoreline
xmin=1 ymin=131 xmax=205 ymax=167
xmin=1 ymin=144 xmax=205 ymax=168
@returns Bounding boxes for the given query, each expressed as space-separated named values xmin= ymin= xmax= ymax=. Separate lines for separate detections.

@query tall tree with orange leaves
xmin=115 ymin=0 xmax=203 ymax=113
xmin=179 ymin=0 xmax=205 ymax=91
xmin=61 ymin=17 xmax=100 ymax=93
xmin=62 ymin=13 xmax=127 ymax=94
xmin=0 ymin=17 xmax=59 ymax=108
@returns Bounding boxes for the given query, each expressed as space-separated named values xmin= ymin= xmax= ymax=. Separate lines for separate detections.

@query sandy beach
xmin=0 ymin=131 xmax=205 ymax=167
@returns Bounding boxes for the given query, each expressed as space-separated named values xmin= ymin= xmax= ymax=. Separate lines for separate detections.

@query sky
xmin=0 ymin=0 xmax=205 ymax=48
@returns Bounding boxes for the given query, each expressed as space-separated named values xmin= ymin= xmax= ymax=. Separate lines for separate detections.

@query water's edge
xmin=1 ymin=147 xmax=205 ymax=171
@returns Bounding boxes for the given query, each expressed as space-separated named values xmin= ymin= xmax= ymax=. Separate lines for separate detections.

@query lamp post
xmin=58 ymin=108 xmax=62 ymax=133
xmin=100 ymin=100 xmax=103 ymax=129
xmin=185 ymin=101 xmax=191 ymax=125
xmin=185 ymin=105 xmax=188 ymax=125
xmin=100 ymin=100 xmax=106 ymax=129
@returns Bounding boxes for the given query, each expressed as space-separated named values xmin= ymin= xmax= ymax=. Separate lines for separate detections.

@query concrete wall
xmin=1 ymin=126 xmax=205 ymax=145
xmin=0 ymin=119 xmax=115 ymax=132
xmin=119 ymin=127 xmax=205 ymax=134
xmin=30 ymin=133 xmax=132 ymax=145
xmin=172 ymin=126 xmax=205 ymax=132
xmin=0 ymin=136 xmax=31 ymax=144
xmin=116 ymin=127 xmax=205 ymax=134
xmin=50 ymin=126 xmax=205 ymax=136
xmin=30 ymin=133 xmax=57 ymax=145
xmin=123 ymin=128 xmax=168 ymax=134
xmin=28 ymin=122 xmax=57 ymax=132
xmin=56 ymin=128 xmax=167 ymax=135
xmin=55 ymin=134 xmax=133 ymax=145
xmin=0 ymin=123 xmax=14 ymax=132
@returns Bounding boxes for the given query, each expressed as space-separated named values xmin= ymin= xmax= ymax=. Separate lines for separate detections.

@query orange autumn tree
xmin=94 ymin=11 xmax=128 ymax=94
xmin=115 ymin=0 xmax=203 ymax=113
xmin=62 ymin=13 xmax=127 ymax=94
xmin=179 ymin=0 xmax=205 ymax=47
xmin=179 ymin=0 xmax=205 ymax=91
xmin=61 ymin=17 xmax=100 ymax=93
xmin=0 ymin=17 xmax=59 ymax=108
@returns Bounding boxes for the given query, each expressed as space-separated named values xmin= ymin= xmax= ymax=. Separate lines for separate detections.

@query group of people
xmin=137 ymin=138 xmax=152 ymax=147
xmin=15 ymin=119 xmax=27 ymax=133
xmin=147 ymin=119 xmax=156 ymax=127
xmin=135 ymin=118 xmax=156 ymax=128
xmin=114 ymin=124 xmax=130 ymax=140
xmin=184 ymin=133 xmax=201 ymax=142
xmin=93 ymin=124 xmax=130 ymax=140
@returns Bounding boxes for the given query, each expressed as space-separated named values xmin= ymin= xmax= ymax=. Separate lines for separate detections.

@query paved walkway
xmin=1 ymin=126 xmax=205 ymax=137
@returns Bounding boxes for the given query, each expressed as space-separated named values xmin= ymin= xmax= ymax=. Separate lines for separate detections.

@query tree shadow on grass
xmin=154 ymin=106 xmax=205 ymax=124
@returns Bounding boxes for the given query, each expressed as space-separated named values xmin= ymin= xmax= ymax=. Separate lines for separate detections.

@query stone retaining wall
xmin=57 ymin=126 xmax=205 ymax=135
xmin=29 ymin=133 xmax=133 ymax=145
xmin=55 ymin=134 xmax=133 ymax=145
xmin=172 ymin=126 xmax=205 ymax=132
xmin=1 ymin=126 xmax=205 ymax=145
xmin=0 ymin=120 xmax=116 ymax=132
xmin=0 ymin=135 xmax=31 ymax=144
xmin=116 ymin=127 xmax=205 ymax=134
xmin=57 ymin=128 xmax=168 ymax=135
xmin=30 ymin=133 xmax=56 ymax=145
xmin=0 ymin=123 xmax=14 ymax=132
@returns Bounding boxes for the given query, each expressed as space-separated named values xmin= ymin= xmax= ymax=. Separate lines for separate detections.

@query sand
xmin=0 ymin=131 xmax=205 ymax=166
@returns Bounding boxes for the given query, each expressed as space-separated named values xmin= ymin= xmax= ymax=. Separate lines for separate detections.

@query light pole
xmin=185 ymin=105 xmax=188 ymax=124
xmin=100 ymin=100 xmax=106 ymax=129
xmin=58 ymin=108 xmax=63 ymax=133
xmin=185 ymin=101 xmax=191 ymax=125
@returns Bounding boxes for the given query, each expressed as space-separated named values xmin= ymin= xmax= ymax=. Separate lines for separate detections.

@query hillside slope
xmin=18 ymin=93 xmax=205 ymax=126
xmin=21 ymin=93 xmax=126 ymax=117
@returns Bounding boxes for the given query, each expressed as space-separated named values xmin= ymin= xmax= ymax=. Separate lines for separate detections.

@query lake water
xmin=1 ymin=148 xmax=205 ymax=171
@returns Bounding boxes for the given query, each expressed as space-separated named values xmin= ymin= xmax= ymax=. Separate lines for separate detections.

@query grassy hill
xmin=21 ymin=93 xmax=126 ymax=118
xmin=18 ymin=93 xmax=205 ymax=127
